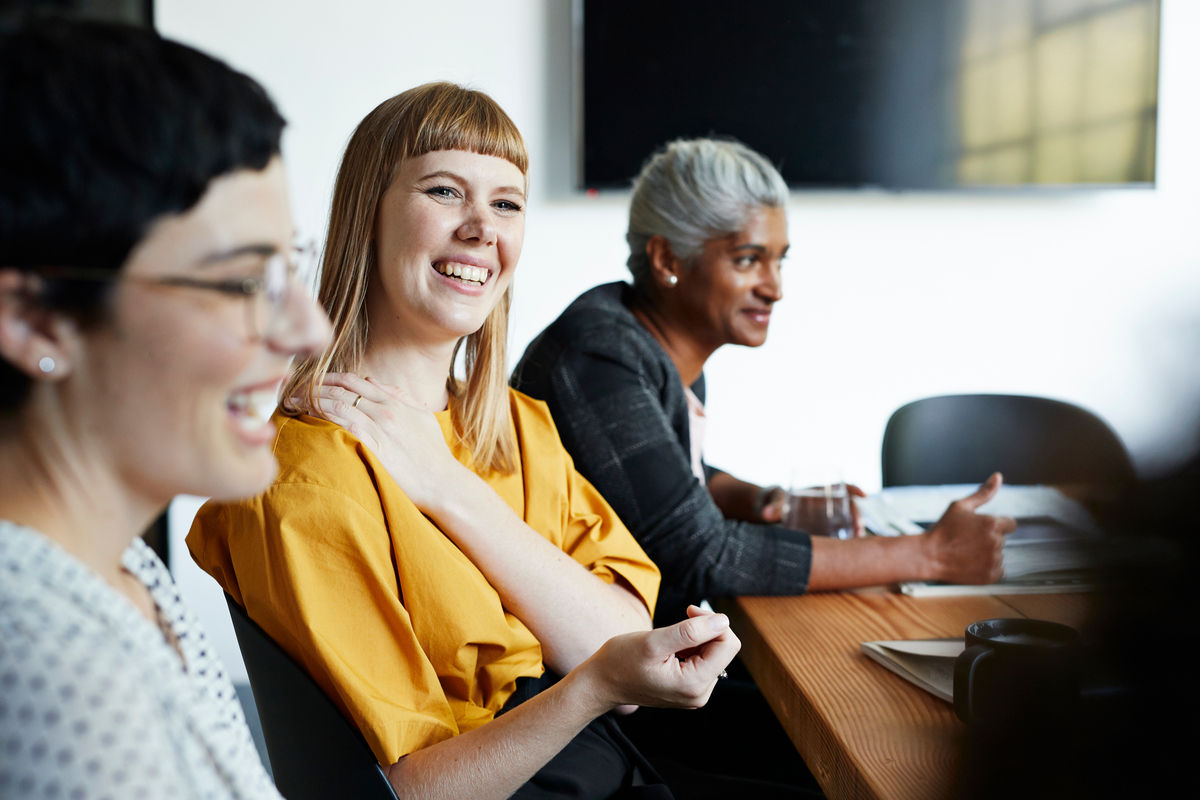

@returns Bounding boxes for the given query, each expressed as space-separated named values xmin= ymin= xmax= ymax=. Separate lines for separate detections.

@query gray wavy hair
xmin=626 ymin=138 xmax=788 ymax=287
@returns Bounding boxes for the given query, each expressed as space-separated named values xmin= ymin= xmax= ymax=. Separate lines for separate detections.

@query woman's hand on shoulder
xmin=307 ymin=372 xmax=468 ymax=509
xmin=572 ymin=605 xmax=740 ymax=717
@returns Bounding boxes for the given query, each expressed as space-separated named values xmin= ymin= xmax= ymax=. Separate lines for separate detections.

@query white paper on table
xmin=858 ymin=485 xmax=1102 ymax=537
xmin=860 ymin=638 xmax=964 ymax=702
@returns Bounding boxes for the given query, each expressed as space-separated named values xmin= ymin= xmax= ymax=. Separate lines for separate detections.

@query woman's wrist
xmin=557 ymin=654 xmax=618 ymax=720
xmin=414 ymin=460 xmax=492 ymax=522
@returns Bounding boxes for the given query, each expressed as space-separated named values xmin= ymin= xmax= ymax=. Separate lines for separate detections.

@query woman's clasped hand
xmin=578 ymin=605 xmax=740 ymax=713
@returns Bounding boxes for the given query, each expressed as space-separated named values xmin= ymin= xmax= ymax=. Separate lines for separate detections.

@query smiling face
xmin=68 ymin=157 xmax=331 ymax=503
xmin=367 ymin=149 xmax=526 ymax=350
xmin=673 ymin=205 xmax=789 ymax=351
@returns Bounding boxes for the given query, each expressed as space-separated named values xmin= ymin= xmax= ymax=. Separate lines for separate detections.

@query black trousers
xmin=613 ymin=659 xmax=825 ymax=800
xmin=502 ymin=666 xmax=823 ymax=799
xmin=500 ymin=672 xmax=673 ymax=800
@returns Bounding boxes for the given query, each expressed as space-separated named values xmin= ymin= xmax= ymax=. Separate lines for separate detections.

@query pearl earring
xmin=38 ymin=356 xmax=56 ymax=374
xmin=666 ymin=275 xmax=678 ymax=286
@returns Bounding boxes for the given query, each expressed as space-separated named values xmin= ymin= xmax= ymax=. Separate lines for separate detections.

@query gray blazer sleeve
xmin=514 ymin=294 xmax=812 ymax=625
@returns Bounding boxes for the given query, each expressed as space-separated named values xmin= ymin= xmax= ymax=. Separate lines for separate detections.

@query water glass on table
xmin=784 ymin=482 xmax=855 ymax=539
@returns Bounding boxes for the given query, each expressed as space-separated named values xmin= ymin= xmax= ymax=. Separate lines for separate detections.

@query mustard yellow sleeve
xmin=510 ymin=391 xmax=661 ymax=616
xmin=560 ymin=465 xmax=662 ymax=617
xmin=188 ymin=482 xmax=459 ymax=765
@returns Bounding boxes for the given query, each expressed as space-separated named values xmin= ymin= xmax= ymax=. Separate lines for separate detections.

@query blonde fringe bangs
xmin=407 ymin=93 xmax=529 ymax=178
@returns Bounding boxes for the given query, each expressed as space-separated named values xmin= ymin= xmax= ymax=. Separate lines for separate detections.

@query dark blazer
xmin=512 ymin=282 xmax=812 ymax=626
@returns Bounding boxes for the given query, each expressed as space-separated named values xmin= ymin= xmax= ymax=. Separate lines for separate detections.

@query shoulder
xmin=0 ymin=623 xmax=183 ymax=797
xmin=270 ymin=412 xmax=370 ymax=481
xmin=506 ymin=388 xmax=565 ymax=448
xmin=514 ymin=282 xmax=670 ymax=388
xmin=246 ymin=412 xmax=386 ymax=512
xmin=0 ymin=549 xmax=195 ymax=796
xmin=507 ymin=385 xmax=551 ymax=418
xmin=552 ymin=282 xmax=647 ymax=344
xmin=0 ymin=524 xmax=121 ymax=652
xmin=189 ymin=413 xmax=390 ymax=567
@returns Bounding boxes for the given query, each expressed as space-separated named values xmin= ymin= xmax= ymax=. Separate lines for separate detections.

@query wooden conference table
xmin=722 ymin=588 xmax=1094 ymax=800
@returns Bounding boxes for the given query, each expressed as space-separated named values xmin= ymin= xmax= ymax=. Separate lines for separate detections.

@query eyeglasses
xmin=28 ymin=243 xmax=319 ymax=341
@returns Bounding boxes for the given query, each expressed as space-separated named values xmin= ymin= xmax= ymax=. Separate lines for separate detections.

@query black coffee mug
xmin=953 ymin=617 xmax=1081 ymax=725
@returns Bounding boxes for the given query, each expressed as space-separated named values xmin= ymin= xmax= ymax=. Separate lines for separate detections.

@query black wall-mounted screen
xmin=580 ymin=0 xmax=1160 ymax=190
xmin=0 ymin=0 xmax=154 ymax=29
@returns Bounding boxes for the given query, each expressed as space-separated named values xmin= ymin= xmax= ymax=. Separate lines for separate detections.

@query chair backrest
xmin=881 ymin=394 xmax=1135 ymax=488
xmin=225 ymin=595 xmax=399 ymax=800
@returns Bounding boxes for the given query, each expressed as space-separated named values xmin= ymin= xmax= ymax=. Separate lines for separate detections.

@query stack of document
xmin=857 ymin=485 xmax=1107 ymax=596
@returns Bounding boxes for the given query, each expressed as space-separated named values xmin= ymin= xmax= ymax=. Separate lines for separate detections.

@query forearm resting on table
xmin=807 ymin=474 xmax=1012 ymax=589
xmin=385 ymin=668 xmax=606 ymax=800
xmin=807 ymin=533 xmax=935 ymax=591
xmin=426 ymin=470 xmax=652 ymax=673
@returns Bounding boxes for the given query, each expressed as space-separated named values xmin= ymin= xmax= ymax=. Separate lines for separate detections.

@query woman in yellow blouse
xmin=188 ymin=82 xmax=739 ymax=799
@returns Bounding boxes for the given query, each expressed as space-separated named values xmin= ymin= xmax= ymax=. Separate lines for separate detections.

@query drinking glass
xmin=784 ymin=482 xmax=854 ymax=540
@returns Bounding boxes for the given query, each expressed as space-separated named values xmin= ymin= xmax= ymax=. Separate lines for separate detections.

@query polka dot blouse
xmin=0 ymin=520 xmax=281 ymax=799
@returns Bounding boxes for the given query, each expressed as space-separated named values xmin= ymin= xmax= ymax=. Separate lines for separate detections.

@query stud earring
xmin=666 ymin=275 xmax=678 ymax=286
xmin=38 ymin=356 xmax=56 ymax=374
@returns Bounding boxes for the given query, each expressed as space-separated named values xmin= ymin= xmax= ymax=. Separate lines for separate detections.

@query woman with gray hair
xmin=625 ymin=138 xmax=789 ymax=291
xmin=514 ymin=137 xmax=1014 ymax=791
xmin=514 ymin=137 xmax=1014 ymax=626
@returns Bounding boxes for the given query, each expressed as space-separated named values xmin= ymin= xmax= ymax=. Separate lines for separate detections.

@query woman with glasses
xmin=0 ymin=21 xmax=330 ymax=799
xmin=188 ymin=83 xmax=741 ymax=799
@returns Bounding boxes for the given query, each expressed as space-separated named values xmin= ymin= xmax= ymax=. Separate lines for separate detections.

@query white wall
xmin=159 ymin=0 xmax=1200 ymax=681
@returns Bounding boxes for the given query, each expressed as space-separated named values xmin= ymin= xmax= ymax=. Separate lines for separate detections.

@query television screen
xmin=579 ymin=0 xmax=1160 ymax=190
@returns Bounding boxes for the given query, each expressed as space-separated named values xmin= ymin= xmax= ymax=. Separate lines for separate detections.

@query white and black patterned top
xmin=0 ymin=519 xmax=281 ymax=800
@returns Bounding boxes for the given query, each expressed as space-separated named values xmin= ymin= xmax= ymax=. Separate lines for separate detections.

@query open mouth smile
xmin=433 ymin=261 xmax=490 ymax=286
xmin=227 ymin=381 xmax=281 ymax=437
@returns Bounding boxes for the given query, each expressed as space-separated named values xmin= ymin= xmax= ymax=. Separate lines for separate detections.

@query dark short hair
xmin=0 ymin=19 xmax=286 ymax=411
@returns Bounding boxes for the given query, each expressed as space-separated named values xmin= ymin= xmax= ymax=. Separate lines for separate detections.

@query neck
xmin=630 ymin=292 xmax=717 ymax=387
xmin=0 ymin=406 xmax=161 ymax=586
xmin=358 ymin=336 xmax=457 ymax=411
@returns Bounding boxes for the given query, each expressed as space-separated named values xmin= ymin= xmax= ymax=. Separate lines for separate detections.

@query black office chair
xmin=881 ymin=393 xmax=1135 ymax=488
xmin=225 ymin=595 xmax=399 ymax=800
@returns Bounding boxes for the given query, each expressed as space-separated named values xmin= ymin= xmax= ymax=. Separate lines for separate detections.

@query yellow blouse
xmin=187 ymin=389 xmax=660 ymax=765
